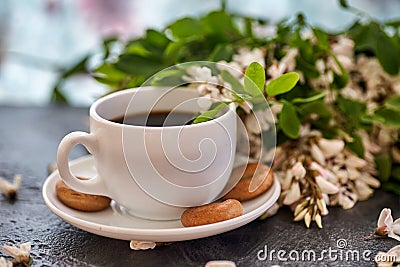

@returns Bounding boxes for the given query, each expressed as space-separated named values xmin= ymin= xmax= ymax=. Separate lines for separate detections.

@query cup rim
xmin=89 ymin=86 xmax=237 ymax=129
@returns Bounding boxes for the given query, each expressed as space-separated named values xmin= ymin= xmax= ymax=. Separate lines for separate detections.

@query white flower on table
xmin=0 ymin=257 xmax=12 ymax=267
xmin=130 ymin=241 xmax=156 ymax=250
xmin=205 ymin=260 xmax=236 ymax=267
xmin=0 ymin=174 xmax=22 ymax=199
xmin=366 ymin=208 xmax=400 ymax=241
xmin=377 ymin=208 xmax=400 ymax=241
xmin=2 ymin=242 xmax=31 ymax=264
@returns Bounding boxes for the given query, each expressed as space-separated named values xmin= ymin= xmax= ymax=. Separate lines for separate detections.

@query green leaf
xmin=292 ymin=91 xmax=328 ymax=104
xmin=149 ymin=69 xmax=185 ymax=86
xmin=339 ymin=0 xmax=349 ymax=8
xmin=51 ymin=86 xmax=68 ymax=104
xmin=392 ymin=166 xmax=400 ymax=181
xmin=209 ymin=44 xmax=234 ymax=61
xmin=382 ymin=182 xmax=400 ymax=195
xmin=349 ymin=22 xmax=380 ymax=52
xmin=164 ymin=41 xmax=184 ymax=63
xmin=376 ymin=31 xmax=400 ymax=75
xmin=202 ymin=11 xmax=239 ymax=36
xmin=168 ymin=17 xmax=203 ymax=39
xmin=337 ymin=94 xmax=366 ymax=127
xmin=220 ymin=70 xmax=245 ymax=94
xmin=298 ymin=100 xmax=331 ymax=118
xmin=94 ymin=64 xmax=127 ymax=80
xmin=193 ymin=102 xmax=228 ymax=124
xmin=145 ymin=29 xmax=170 ymax=48
xmin=328 ymin=51 xmax=349 ymax=89
xmin=244 ymin=62 xmax=265 ymax=94
xmin=266 ymin=72 xmax=299 ymax=96
xmin=385 ymin=19 xmax=400 ymax=28
xmin=313 ymin=28 xmax=329 ymax=50
xmin=346 ymin=133 xmax=364 ymax=158
xmin=61 ymin=55 xmax=90 ymax=79
xmin=375 ymin=154 xmax=392 ymax=182
xmin=374 ymin=108 xmax=400 ymax=127
xmin=279 ymin=101 xmax=301 ymax=139
xmin=114 ymin=54 xmax=165 ymax=77
xmin=124 ymin=42 xmax=150 ymax=56
xmin=385 ymin=96 xmax=400 ymax=111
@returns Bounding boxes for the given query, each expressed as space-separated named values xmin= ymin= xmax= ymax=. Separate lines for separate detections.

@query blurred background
xmin=1 ymin=0 xmax=400 ymax=106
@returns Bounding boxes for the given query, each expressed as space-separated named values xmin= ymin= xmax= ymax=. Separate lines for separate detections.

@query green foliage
xmin=279 ymin=100 xmax=301 ymax=139
xmin=192 ymin=102 xmax=227 ymax=124
xmin=348 ymin=21 xmax=400 ymax=75
xmin=266 ymin=72 xmax=299 ymax=96
xmin=375 ymin=154 xmax=392 ymax=182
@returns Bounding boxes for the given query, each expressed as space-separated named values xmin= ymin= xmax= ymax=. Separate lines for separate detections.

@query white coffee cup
xmin=57 ymin=86 xmax=237 ymax=220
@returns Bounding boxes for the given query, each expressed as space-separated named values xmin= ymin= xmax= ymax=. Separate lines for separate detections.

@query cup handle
xmin=57 ymin=131 xmax=108 ymax=196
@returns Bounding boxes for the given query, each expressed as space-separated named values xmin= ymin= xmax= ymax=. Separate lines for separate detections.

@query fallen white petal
xmin=388 ymin=218 xmax=400 ymax=241
xmin=130 ymin=241 xmax=156 ymax=250
xmin=378 ymin=208 xmax=393 ymax=228
xmin=0 ymin=257 xmax=12 ymax=267
xmin=2 ymin=242 xmax=31 ymax=263
xmin=0 ymin=175 xmax=22 ymax=199
xmin=205 ymin=260 xmax=236 ymax=267
xmin=315 ymin=176 xmax=339 ymax=194
xmin=387 ymin=244 xmax=400 ymax=259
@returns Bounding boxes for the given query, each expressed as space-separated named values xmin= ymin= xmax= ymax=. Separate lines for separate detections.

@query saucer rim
xmin=42 ymin=155 xmax=280 ymax=241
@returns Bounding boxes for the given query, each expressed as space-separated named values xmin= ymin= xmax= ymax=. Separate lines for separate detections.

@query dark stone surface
xmin=0 ymin=105 xmax=399 ymax=267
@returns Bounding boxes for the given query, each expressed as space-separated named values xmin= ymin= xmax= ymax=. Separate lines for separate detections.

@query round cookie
xmin=222 ymin=163 xmax=274 ymax=201
xmin=181 ymin=199 xmax=243 ymax=227
xmin=55 ymin=178 xmax=111 ymax=212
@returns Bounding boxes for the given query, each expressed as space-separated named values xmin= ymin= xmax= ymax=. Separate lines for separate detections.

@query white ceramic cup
xmin=57 ymin=86 xmax=237 ymax=220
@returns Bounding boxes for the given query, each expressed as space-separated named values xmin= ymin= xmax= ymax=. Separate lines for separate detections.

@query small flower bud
xmin=294 ymin=208 xmax=308 ymax=222
xmin=294 ymin=199 xmax=309 ymax=217
xmin=304 ymin=211 xmax=312 ymax=228
xmin=315 ymin=213 xmax=323 ymax=229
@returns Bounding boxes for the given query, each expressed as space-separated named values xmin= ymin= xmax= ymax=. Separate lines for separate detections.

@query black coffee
xmin=111 ymin=111 xmax=195 ymax=127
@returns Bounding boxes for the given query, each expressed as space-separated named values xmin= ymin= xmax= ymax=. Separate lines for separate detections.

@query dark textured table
xmin=0 ymin=105 xmax=399 ymax=267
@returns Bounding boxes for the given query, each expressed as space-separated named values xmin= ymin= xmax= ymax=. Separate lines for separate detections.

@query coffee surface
xmin=111 ymin=111 xmax=195 ymax=127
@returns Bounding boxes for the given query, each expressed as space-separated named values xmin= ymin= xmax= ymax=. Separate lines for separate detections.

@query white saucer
xmin=42 ymin=155 xmax=280 ymax=242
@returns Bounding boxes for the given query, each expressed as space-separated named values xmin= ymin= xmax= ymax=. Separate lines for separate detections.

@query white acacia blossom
xmin=377 ymin=208 xmax=400 ymax=241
